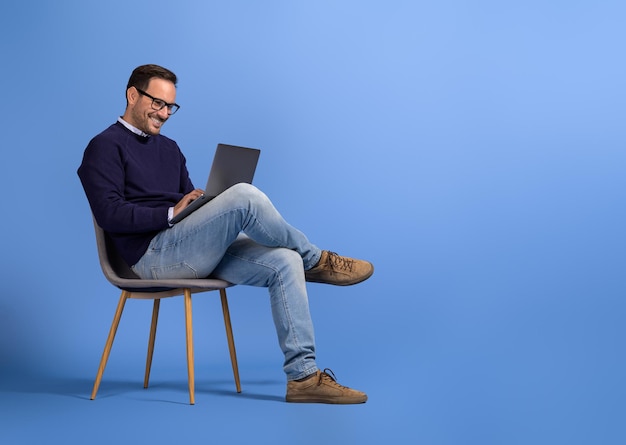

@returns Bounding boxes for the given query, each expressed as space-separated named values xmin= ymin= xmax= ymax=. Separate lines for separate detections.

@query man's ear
xmin=126 ymin=86 xmax=138 ymax=106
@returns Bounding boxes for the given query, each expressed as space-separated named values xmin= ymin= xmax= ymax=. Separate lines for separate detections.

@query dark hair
xmin=126 ymin=64 xmax=177 ymax=95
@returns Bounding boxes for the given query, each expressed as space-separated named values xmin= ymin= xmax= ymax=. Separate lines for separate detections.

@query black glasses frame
xmin=135 ymin=87 xmax=180 ymax=115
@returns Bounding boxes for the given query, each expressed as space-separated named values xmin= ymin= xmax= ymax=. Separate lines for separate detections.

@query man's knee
xmin=270 ymin=248 xmax=305 ymax=279
xmin=229 ymin=182 xmax=261 ymax=198
xmin=223 ymin=183 xmax=268 ymax=206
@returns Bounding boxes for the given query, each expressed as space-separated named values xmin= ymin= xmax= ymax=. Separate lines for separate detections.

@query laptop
xmin=169 ymin=143 xmax=261 ymax=224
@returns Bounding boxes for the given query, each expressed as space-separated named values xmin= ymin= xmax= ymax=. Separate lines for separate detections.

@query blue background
xmin=1 ymin=1 xmax=625 ymax=444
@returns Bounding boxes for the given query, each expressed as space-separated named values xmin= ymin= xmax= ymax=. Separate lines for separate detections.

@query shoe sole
xmin=286 ymin=395 xmax=368 ymax=404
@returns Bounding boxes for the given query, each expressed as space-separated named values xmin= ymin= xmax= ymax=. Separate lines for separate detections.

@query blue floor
xmin=2 ymin=366 xmax=408 ymax=444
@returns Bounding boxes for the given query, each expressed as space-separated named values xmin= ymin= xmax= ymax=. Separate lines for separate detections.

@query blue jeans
xmin=132 ymin=183 xmax=322 ymax=380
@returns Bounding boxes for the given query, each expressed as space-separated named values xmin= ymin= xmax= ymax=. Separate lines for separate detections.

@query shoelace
xmin=326 ymin=252 xmax=355 ymax=272
xmin=317 ymin=368 xmax=350 ymax=389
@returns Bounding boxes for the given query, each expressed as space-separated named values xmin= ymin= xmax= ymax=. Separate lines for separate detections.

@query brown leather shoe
xmin=305 ymin=251 xmax=374 ymax=286
xmin=286 ymin=369 xmax=367 ymax=404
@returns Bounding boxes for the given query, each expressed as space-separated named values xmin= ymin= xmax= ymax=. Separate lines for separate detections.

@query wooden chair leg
xmin=220 ymin=288 xmax=241 ymax=393
xmin=91 ymin=291 xmax=129 ymax=400
xmin=184 ymin=289 xmax=195 ymax=405
xmin=144 ymin=298 xmax=160 ymax=389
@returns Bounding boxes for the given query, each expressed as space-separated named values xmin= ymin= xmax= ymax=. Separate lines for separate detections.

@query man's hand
xmin=173 ymin=189 xmax=205 ymax=218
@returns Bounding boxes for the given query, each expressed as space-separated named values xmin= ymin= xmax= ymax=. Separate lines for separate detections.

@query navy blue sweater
xmin=78 ymin=122 xmax=194 ymax=266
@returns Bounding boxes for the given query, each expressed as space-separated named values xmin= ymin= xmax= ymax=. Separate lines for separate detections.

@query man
xmin=78 ymin=64 xmax=373 ymax=404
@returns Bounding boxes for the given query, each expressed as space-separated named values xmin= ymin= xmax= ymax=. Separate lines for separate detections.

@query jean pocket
xmin=149 ymin=262 xmax=199 ymax=279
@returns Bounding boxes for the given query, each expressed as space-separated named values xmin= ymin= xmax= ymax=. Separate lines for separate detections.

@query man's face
xmin=125 ymin=78 xmax=177 ymax=135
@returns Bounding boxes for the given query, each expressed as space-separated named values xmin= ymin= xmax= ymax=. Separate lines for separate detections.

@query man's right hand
xmin=173 ymin=189 xmax=205 ymax=218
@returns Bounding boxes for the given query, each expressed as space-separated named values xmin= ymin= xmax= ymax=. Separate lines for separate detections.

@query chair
xmin=90 ymin=218 xmax=241 ymax=405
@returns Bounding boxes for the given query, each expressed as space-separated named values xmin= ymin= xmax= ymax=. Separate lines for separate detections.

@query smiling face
xmin=123 ymin=77 xmax=177 ymax=135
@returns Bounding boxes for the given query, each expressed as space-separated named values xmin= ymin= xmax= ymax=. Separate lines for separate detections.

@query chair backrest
xmin=93 ymin=217 xmax=141 ymax=282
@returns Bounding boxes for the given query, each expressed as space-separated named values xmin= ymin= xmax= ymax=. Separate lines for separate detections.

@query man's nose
xmin=157 ymin=106 xmax=170 ymax=119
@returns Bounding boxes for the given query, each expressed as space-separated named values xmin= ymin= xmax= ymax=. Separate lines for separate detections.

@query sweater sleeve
xmin=78 ymin=128 xmax=193 ymax=235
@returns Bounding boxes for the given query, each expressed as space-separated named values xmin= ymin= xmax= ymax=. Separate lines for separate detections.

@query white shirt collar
xmin=118 ymin=117 xmax=150 ymax=137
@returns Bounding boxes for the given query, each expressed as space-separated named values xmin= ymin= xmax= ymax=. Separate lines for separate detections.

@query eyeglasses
xmin=135 ymin=87 xmax=180 ymax=115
